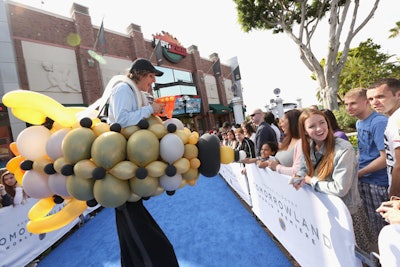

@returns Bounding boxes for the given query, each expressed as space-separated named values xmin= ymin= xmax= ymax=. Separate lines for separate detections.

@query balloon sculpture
xmin=2 ymin=90 xmax=244 ymax=234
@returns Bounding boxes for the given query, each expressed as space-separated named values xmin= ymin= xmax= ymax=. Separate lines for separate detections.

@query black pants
xmin=115 ymin=200 xmax=179 ymax=267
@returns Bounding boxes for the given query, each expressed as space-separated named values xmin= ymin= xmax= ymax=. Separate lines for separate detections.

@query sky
xmin=10 ymin=0 xmax=400 ymax=114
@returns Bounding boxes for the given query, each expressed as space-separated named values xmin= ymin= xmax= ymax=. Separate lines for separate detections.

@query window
xmin=153 ymin=67 xmax=197 ymax=98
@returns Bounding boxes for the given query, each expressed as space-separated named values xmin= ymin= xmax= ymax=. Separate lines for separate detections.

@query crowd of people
xmin=2 ymin=59 xmax=399 ymax=266
xmin=216 ymin=77 xmax=400 ymax=260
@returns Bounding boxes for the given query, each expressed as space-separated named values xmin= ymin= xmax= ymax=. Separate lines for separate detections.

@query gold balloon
xmin=33 ymin=157 xmax=53 ymax=174
xmin=92 ymin=122 xmax=110 ymax=136
xmin=173 ymin=158 xmax=190 ymax=174
xmin=53 ymin=157 xmax=72 ymax=174
xmin=174 ymin=129 xmax=190 ymax=144
xmin=147 ymin=115 xmax=163 ymax=126
xmin=66 ymin=174 xmax=95 ymax=201
xmin=182 ymin=168 xmax=199 ymax=181
xmin=127 ymin=193 xmax=141 ymax=202
xmin=146 ymin=160 xmax=167 ymax=178
xmin=109 ymin=160 xmax=138 ymax=180
xmin=148 ymin=123 xmax=167 ymax=139
xmin=129 ymin=176 xmax=159 ymax=197
xmin=62 ymin=128 xmax=96 ymax=163
xmin=127 ymin=130 xmax=159 ymax=167
xmin=74 ymin=159 xmax=97 ymax=179
xmin=94 ymin=173 xmax=130 ymax=208
xmin=91 ymin=131 xmax=127 ymax=169
xmin=121 ymin=125 xmax=140 ymax=139
xmin=183 ymin=144 xmax=198 ymax=159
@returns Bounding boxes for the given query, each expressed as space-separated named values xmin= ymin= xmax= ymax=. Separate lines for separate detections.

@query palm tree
xmin=389 ymin=21 xmax=400 ymax=38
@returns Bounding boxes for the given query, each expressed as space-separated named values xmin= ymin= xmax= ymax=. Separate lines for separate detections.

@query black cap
xmin=129 ymin=58 xmax=163 ymax=76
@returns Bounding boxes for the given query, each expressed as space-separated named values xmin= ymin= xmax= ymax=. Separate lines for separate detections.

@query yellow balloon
xmin=188 ymin=133 xmax=198 ymax=145
xmin=220 ymin=146 xmax=235 ymax=164
xmin=26 ymin=199 xmax=87 ymax=234
xmin=3 ymin=90 xmax=76 ymax=127
xmin=13 ymin=167 xmax=25 ymax=185
xmin=12 ymin=107 xmax=46 ymax=125
xmin=28 ymin=197 xmax=55 ymax=220
xmin=190 ymin=158 xmax=201 ymax=169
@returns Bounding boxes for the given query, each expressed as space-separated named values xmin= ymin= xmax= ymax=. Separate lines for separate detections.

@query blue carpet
xmin=38 ymin=175 xmax=293 ymax=267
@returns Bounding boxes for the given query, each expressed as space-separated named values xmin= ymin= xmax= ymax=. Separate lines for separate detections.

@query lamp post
xmin=273 ymin=88 xmax=284 ymax=118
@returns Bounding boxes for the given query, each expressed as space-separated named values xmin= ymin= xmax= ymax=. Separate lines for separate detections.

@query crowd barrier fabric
xmin=0 ymin=198 xmax=97 ymax=267
xmin=221 ymin=163 xmax=361 ymax=267
xmin=219 ymin=163 xmax=252 ymax=206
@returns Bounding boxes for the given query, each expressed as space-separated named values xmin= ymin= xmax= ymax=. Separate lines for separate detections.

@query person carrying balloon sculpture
xmin=104 ymin=58 xmax=178 ymax=267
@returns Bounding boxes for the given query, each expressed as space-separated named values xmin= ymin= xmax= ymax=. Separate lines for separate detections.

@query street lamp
xmin=273 ymin=88 xmax=284 ymax=118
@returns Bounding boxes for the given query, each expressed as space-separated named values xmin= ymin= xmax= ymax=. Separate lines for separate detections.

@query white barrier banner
xmin=246 ymin=164 xmax=361 ymax=267
xmin=219 ymin=163 xmax=252 ymax=206
xmin=0 ymin=198 xmax=79 ymax=267
xmin=378 ymin=224 xmax=400 ymax=267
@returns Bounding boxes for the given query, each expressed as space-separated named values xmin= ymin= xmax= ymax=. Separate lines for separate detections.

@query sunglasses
xmin=250 ymin=113 xmax=261 ymax=117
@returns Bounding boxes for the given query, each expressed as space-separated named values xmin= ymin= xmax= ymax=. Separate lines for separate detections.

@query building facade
xmin=0 ymin=1 xmax=244 ymax=162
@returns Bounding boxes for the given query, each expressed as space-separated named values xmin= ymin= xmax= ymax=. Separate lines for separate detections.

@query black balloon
xmin=197 ymin=133 xmax=220 ymax=177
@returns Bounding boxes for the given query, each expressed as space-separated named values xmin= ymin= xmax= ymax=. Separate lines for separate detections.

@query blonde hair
xmin=344 ymin=87 xmax=367 ymax=99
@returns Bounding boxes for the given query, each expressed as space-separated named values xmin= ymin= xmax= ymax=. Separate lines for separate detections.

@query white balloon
xmin=46 ymin=128 xmax=71 ymax=160
xmin=163 ymin=118 xmax=184 ymax=130
xmin=22 ymin=170 xmax=52 ymax=199
xmin=48 ymin=173 xmax=70 ymax=197
xmin=159 ymin=174 xmax=182 ymax=191
xmin=159 ymin=133 xmax=184 ymax=164
xmin=17 ymin=126 xmax=51 ymax=160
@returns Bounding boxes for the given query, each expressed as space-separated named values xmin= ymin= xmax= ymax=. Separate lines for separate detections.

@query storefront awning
xmin=209 ymin=104 xmax=231 ymax=114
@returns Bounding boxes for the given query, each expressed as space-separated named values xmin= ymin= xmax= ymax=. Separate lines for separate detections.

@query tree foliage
xmin=233 ymin=0 xmax=380 ymax=110
xmin=389 ymin=21 xmax=400 ymax=39
xmin=337 ymin=38 xmax=400 ymax=100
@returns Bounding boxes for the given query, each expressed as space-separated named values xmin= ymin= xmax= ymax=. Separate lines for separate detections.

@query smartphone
xmin=288 ymin=176 xmax=304 ymax=185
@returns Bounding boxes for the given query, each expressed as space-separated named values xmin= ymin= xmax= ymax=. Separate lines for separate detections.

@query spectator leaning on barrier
xmin=234 ymin=127 xmax=255 ymax=161
xmin=251 ymin=108 xmax=278 ymax=157
xmin=1 ymin=171 xmax=27 ymax=206
xmin=293 ymin=108 xmax=376 ymax=253
xmin=241 ymin=121 xmax=256 ymax=144
xmin=366 ymin=78 xmax=400 ymax=199
xmin=321 ymin=109 xmax=349 ymax=141
xmin=0 ymin=182 xmax=12 ymax=208
xmin=375 ymin=197 xmax=400 ymax=267
xmin=264 ymin=112 xmax=282 ymax=143
xmin=269 ymin=109 xmax=302 ymax=176
xmin=344 ymin=87 xmax=389 ymax=239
